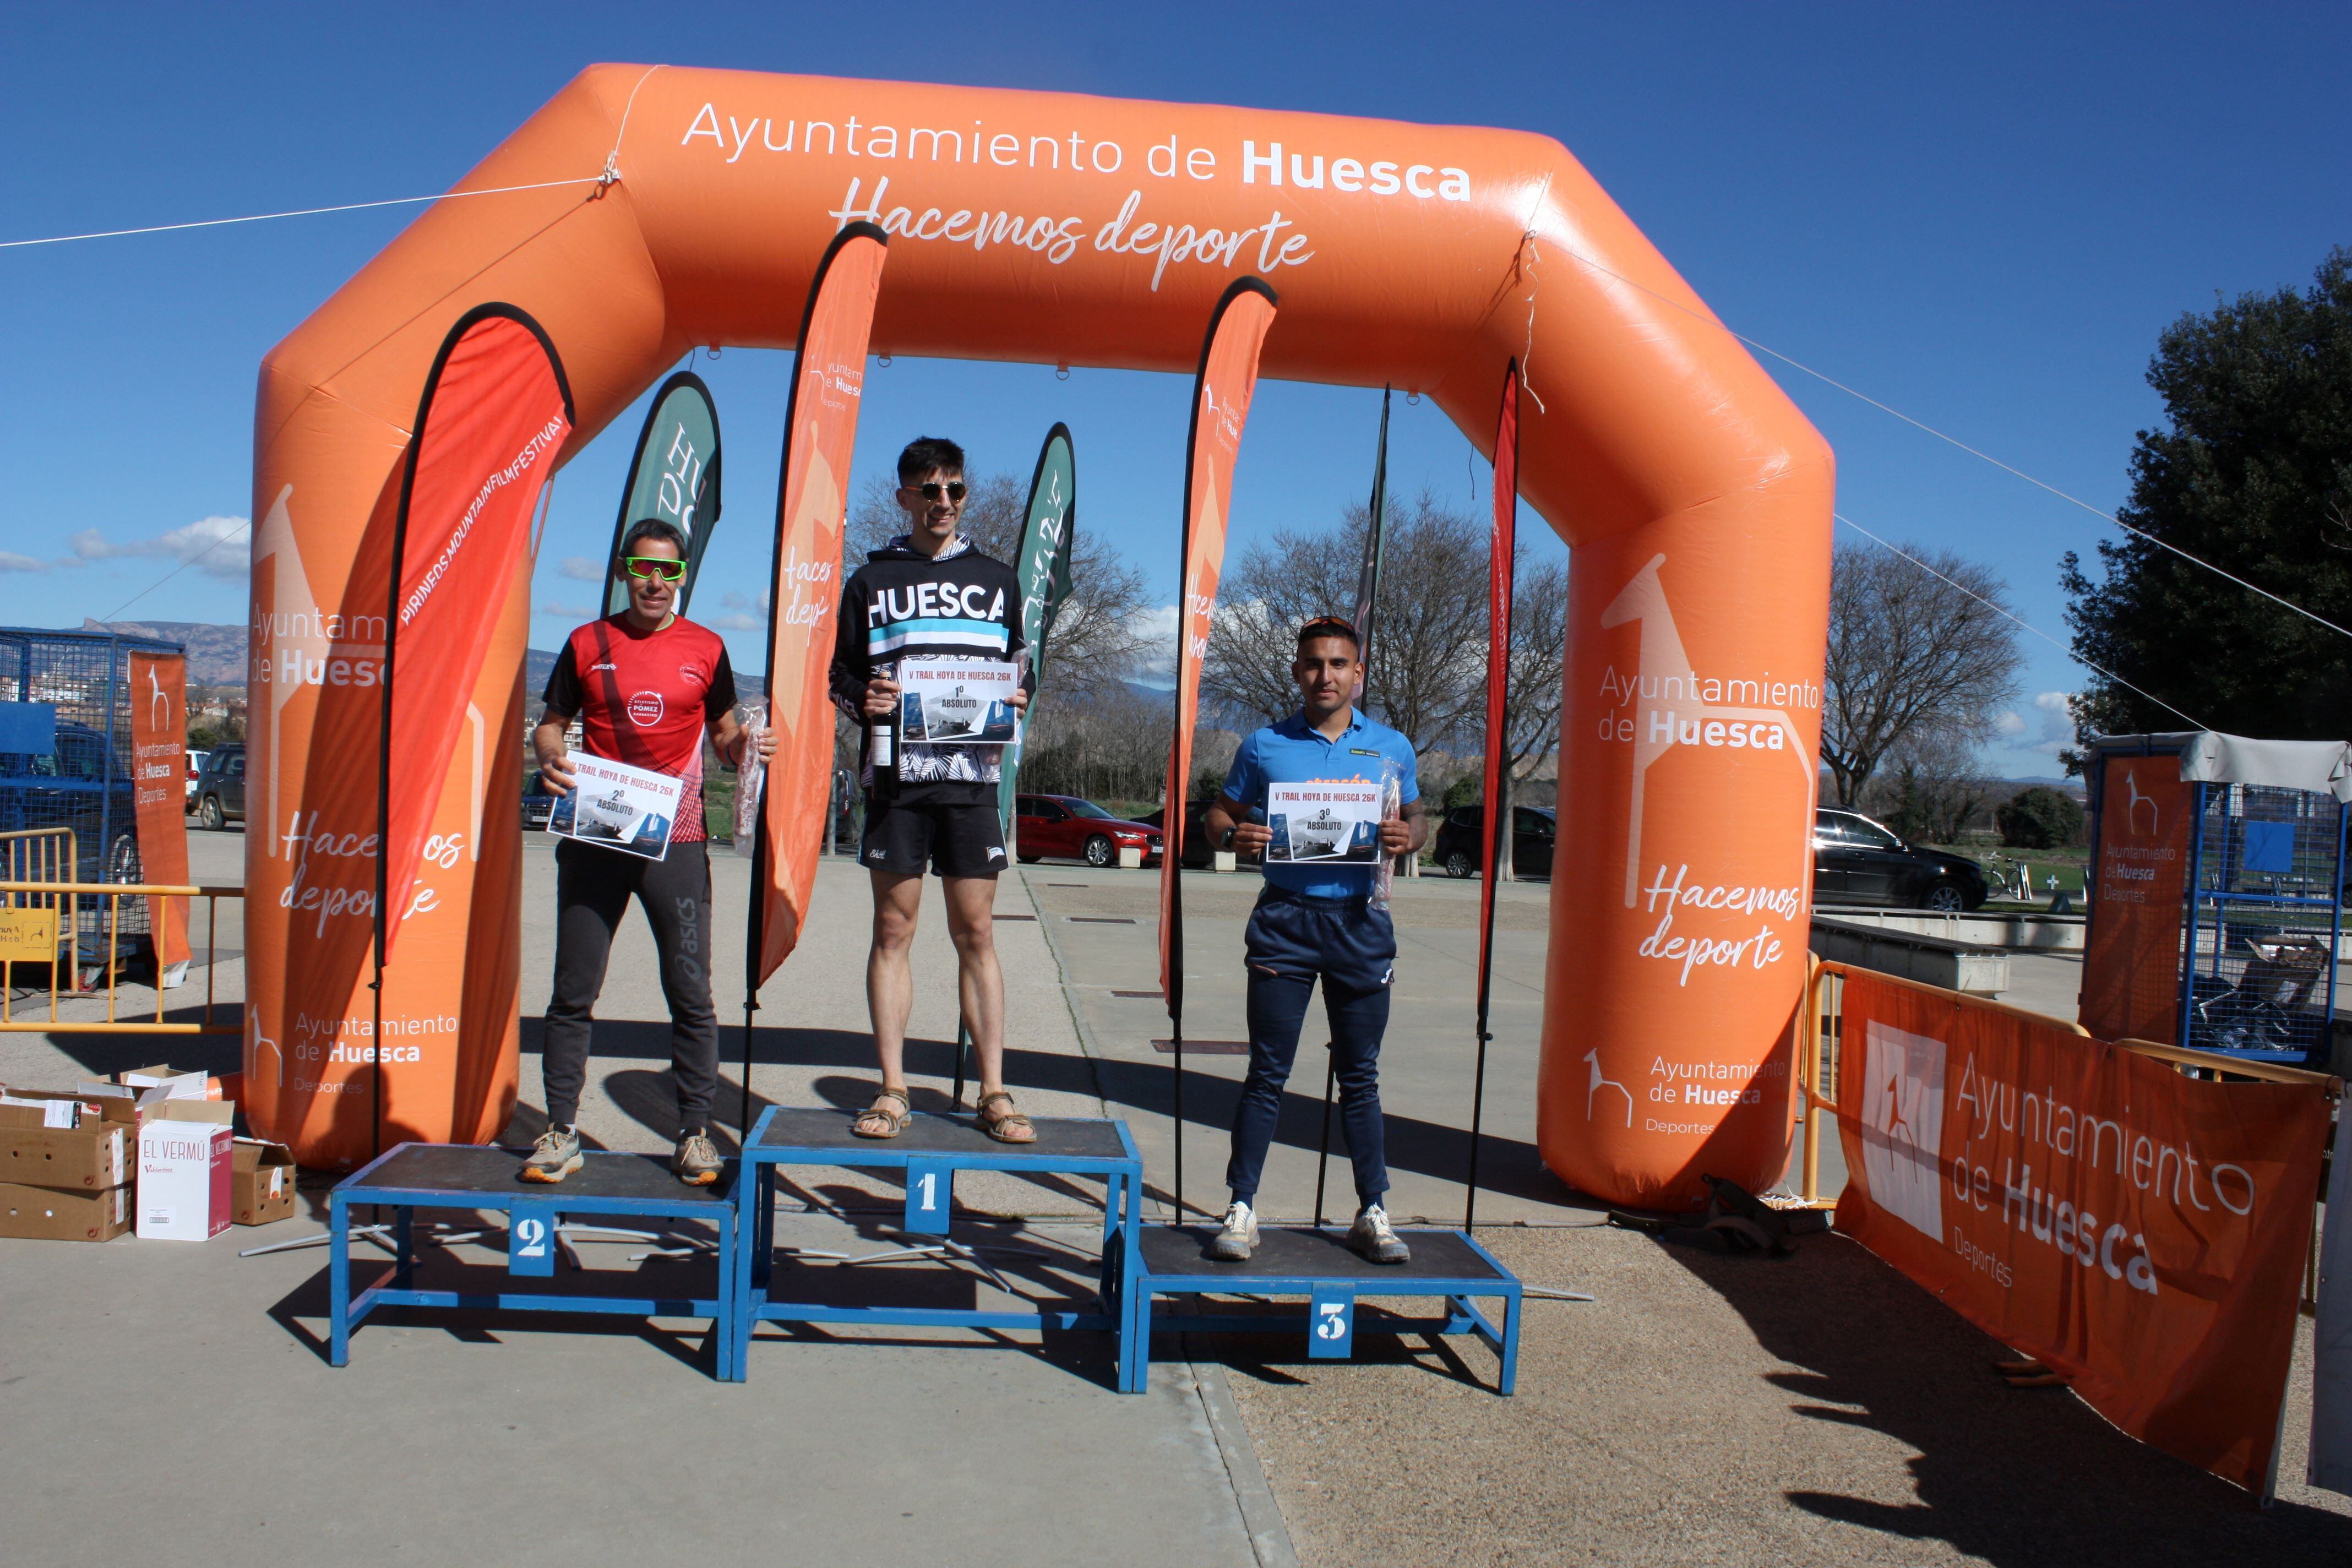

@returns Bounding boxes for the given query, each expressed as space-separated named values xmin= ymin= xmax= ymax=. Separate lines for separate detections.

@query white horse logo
xmin=2124 ymin=769 xmax=2160 ymax=836
xmin=146 ymin=665 xmax=168 ymax=729
xmin=1585 ymin=1048 xmax=1632 ymax=1128
xmin=251 ymin=1006 xmax=282 ymax=1088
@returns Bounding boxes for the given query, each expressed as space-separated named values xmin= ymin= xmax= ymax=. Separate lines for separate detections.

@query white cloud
xmin=1994 ymin=691 xmax=2078 ymax=757
xmin=70 ymin=515 xmax=250 ymax=579
xmin=1126 ymin=604 xmax=1179 ymax=683
xmin=536 ymin=601 xmax=591 ymax=619
xmin=558 ymin=556 xmax=604 ymax=581
xmin=0 ymin=551 xmax=46 ymax=573
xmin=704 ymin=590 xmax=770 ymax=633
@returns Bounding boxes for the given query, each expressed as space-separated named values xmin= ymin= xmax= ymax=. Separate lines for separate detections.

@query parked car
xmin=1434 ymin=804 xmax=1556 ymax=879
xmin=1812 ymin=808 xmax=1988 ymax=911
xmin=0 ymin=719 xmax=141 ymax=884
xmin=522 ymin=771 xmax=557 ymax=831
xmin=1014 ymin=793 xmax=1162 ymax=867
xmin=184 ymin=748 xmax=208 ymax=805
xmin=194 ymin=744 xmax=246 ymax=830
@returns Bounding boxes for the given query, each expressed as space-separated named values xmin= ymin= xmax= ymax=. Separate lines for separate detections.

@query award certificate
xmin=1265 ymin=780 xmax=1384 ymax=864
xmin=898 ymin=655 xmax=1021 ymax=745
xmin=545 ymin=749 xmax=680 ymax=861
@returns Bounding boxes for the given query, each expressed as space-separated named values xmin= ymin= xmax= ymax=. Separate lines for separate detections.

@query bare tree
xmin=1822 ymin=542 xmax=2023 ymax=808
xmin=1205 ymin=491 xmax=1489 ymax=751
xmin=1489 ymin=552 xmax=1569 ymax=880
xmin=1863 ymin=728 xmax=1990 ymax=846
xmin=848 ymin=472 xmax=1152 ymax=699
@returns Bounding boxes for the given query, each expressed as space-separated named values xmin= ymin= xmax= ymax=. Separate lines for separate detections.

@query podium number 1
xmin=905 ymin=1161 xmax=951 ymax=1235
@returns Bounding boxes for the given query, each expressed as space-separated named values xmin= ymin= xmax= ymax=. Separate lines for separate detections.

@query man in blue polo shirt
xmin=1201 ymin=616 xmax=1429 ymax=1265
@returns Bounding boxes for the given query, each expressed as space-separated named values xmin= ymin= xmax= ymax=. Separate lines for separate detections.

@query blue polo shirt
xmin=1220 ymin=710 xmax=1420 ymax=899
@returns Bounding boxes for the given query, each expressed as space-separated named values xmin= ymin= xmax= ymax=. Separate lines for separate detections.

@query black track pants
xmin=541 ymin=838 xmax=716 ymax=1133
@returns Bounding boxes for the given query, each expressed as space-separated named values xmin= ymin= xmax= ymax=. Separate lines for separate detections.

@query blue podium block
xmin=733 ymin=1106 xmax=1143 ymax=1387
xmin=328 ymin=1144 xmax=739 ymax=1378
xmin=1125 ymin=1225 xmax=1520 ymax=1394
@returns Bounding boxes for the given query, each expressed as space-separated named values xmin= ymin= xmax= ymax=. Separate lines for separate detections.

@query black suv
xmin=1812 ymin=808 xmax=1988 ymax=911
xmin=1434 ymin=804 xmax=1556 ymax=879
xmin=194 ymin=744 xmax=246 ymax=830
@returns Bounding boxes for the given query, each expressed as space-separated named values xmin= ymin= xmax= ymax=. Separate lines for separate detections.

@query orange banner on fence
xmin=126 ymin=651 xmax=189 ymax=969
xmin=2080 ymin=755 xmax=2190 ymax=1044
xmin=1834 ymin=968 xmax=2327 ymax=1491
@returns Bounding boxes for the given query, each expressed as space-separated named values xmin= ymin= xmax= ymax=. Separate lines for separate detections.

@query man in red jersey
xmin=521 ymin=520 xmax=771 ymax=1185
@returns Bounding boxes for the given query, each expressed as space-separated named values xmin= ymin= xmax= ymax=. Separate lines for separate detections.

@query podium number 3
xmin=916 ymin=1172 xmax=937 ymax=1211
xmin=515 ymin=1215 xmax=548 ymax=1257
xmin=1316 ymin=1302 xmax=1347 ymax=1340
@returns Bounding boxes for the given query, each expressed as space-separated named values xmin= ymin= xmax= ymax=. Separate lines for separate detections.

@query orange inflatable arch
xmin=248 ymin=66 xmax=1832 ymax=1206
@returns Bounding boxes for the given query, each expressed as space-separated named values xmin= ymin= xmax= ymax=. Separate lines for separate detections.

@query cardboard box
xmin=0 ymin=1097 xmax=132 ymax=1190
xmin=136 ymin=1100 xmax=234 ymax=1241
xmin=116 ymin=1066 xmax=221 ymax=1101
xmin=231 ymin=1138 xmax=298 ymax=1226
xmin=0 ymin=1179 xmax=130 ymax=1242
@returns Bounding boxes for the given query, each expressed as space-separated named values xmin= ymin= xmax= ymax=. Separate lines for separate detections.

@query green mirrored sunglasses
xmin=622 ymin=556 xmax=687 ymax=582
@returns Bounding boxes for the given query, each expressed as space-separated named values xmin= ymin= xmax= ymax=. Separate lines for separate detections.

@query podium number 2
xmin=916 ymin=1172 xmax=937 ymax=1211
xmin=515 ymin=1215 xmax=548 ymax=1256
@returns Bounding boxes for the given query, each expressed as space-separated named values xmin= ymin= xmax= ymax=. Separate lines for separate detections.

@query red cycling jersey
xmin=544 ymin=614 xmax=737 ymax=842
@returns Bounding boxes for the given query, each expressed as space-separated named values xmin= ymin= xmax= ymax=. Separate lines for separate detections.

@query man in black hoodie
xmin=829 ymin=436 xmax=1038 ymax=1144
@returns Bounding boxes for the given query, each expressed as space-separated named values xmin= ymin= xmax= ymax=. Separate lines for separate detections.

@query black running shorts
xmin=861 ymin=800 xmax=1008 ymax=878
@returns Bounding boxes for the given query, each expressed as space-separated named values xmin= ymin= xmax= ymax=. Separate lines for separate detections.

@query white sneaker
xmin=1348 ymin=1204 xmax=1410 ymax=1265
xmin=1208 ymin=1199 xmax=1259 ymax=1261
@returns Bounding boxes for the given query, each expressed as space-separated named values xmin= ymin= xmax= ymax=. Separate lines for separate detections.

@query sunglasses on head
xmin=903 ymin=480 xmax=967 ymax=504
xmin=622 ymin=556 xmax=687 ymax=582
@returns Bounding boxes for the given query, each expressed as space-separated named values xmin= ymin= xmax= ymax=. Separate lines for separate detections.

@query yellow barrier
xmin=1796 ymin=955 xmax=2343 ymax=1304
xmin=0 ymin=878 xmax=242 ymax=1035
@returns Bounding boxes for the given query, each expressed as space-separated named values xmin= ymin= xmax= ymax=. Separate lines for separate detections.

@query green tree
xmin=1995 ymin=786 xmax=2085 ymax=850
xmin=2062 ymin=248 xmax=2352 ymax=750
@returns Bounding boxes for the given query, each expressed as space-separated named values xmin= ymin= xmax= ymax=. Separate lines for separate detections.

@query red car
xmin=1014 ymin=793 xmax=1163 ymax=868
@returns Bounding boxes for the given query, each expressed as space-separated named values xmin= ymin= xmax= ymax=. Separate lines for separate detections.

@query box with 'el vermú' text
xmin=136 ymin=1101 xmax=235 ymax=1241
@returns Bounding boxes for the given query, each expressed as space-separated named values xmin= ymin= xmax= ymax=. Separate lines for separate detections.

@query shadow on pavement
xmin=541 ymin=1017 xmax=1577 ymax=1212
xmin=1655 ymin=1228 xmax=2352 ymax=1565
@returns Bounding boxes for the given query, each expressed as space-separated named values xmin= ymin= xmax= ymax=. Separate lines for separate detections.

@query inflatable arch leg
xmin=250 ymin=67 xmax=1831 ymax=1203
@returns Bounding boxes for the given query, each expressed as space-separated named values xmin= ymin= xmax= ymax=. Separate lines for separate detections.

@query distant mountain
xmin=86 ymin=620 xmax=760 ymax=701
xmin=83 ymin=619 xmax=249 ymax=685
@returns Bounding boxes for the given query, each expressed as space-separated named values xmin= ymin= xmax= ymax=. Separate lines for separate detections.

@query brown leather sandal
xmin=852 ymin=1087 xmax=912 ymax=1139
xmin=974 ymin=1090 xmax=1036 ymax=1145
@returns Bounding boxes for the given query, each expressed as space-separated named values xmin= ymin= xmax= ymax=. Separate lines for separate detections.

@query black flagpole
xmin=1466 ymin=366 xmax=1516 ymax=1232
xmin=740 ymin=807 xmax=766 ymax=1139
xmin=1317 ymin=387 xmax=1390 ymax=1221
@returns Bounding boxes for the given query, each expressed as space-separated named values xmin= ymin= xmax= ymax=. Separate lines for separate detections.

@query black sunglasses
xmin=902 ymin=480 xmax=967 ymax=504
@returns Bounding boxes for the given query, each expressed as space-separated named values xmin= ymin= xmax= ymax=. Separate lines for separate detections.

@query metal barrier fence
xmin=0 ymin=626 xmax=189 ymax=933
xmin=0 ymin=878 xmax=241 ymax=1033
xmin=1796 ymin=956 xmax=2342 ymax=1305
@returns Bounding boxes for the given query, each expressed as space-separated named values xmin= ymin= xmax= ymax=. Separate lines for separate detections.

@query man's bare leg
xmin=942 ymin=875 xmax=1004 ymax=1090
xmin=864 ymin=870 xmax=925 ymax=1104
xmin=943 ymin=874 xmax=1032 ymax=1139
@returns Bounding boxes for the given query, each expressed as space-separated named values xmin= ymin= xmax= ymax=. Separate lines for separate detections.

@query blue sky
xmin=4 ymin=3 xmax=2346 ymax=777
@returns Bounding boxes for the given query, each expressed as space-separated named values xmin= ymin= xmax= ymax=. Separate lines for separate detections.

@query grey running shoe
xmin=672 ymin=1129 xmax=722 ymax=1187
xmin=519 ymin=1125 xmax=582 ymax=1184
xmin=1348 ymin=1204 xmax=1410 ymax=1265
xmin=1208 ymin=1199 xmax=1259 ymax=1261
